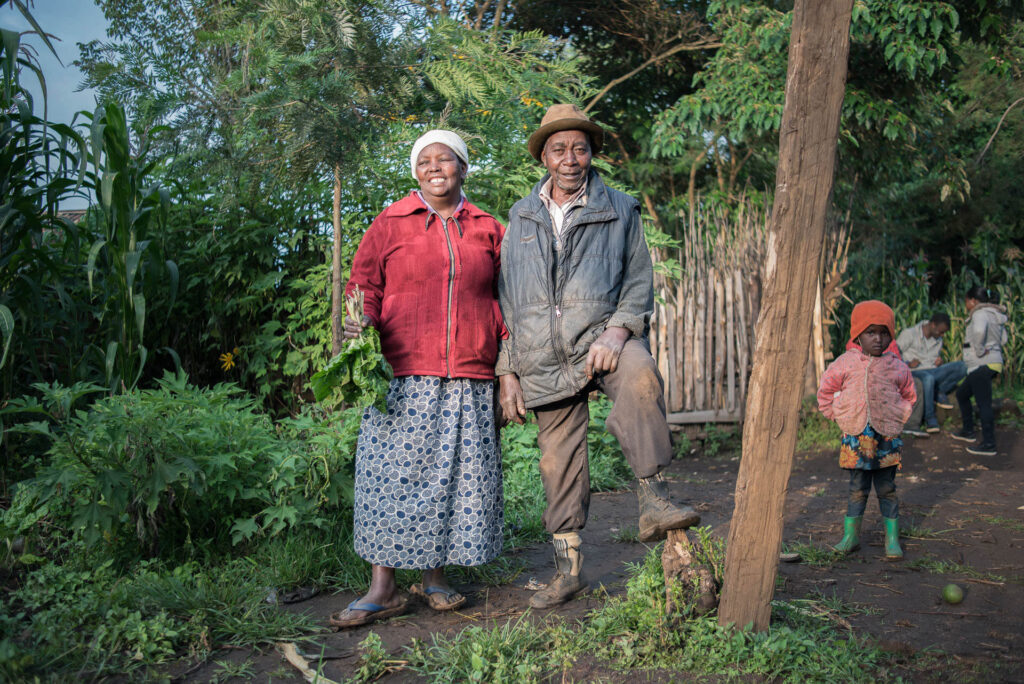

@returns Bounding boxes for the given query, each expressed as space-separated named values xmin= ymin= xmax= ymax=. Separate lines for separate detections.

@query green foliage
xmin=310 ymin=327 xmax=393 ymax=411
xmin=407 ymin=616 xmax=563 ymax=683
xmin=82 ymin=101 xmax=178 ymax=391
xmin=0 ymin=557 xmax=317 ymax=680
xmin=702 ymin=422 xmax=740 ymax=457
xmin=399 ymin=542 xmax=895 ymax=683
xmin=796 ymin=395 xmax=841 ymax=452
xmin=2 ymin=372 xmax=357 ymax=561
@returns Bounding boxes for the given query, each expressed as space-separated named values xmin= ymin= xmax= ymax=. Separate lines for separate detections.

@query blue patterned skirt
xmin=353 ymin=376 xmax=503 ymax=569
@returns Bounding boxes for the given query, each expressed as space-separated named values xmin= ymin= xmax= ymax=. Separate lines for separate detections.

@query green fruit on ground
xmin=942 ymin=583 xmax=964 ymax=604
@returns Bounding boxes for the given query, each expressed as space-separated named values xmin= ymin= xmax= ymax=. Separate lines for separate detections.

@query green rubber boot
xmin=883 ymin=517 xmax=903 ymax=560
xmin=833 ymin=516 xmax=862 ymax=553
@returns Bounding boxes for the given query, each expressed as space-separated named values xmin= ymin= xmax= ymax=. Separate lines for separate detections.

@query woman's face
xmin=415 ymin=143 xmax=464 ymax=202
xmin=965 ymin=296 xmax=978 ymax=312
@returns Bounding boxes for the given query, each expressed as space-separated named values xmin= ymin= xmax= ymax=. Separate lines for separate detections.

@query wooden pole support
xmin=717 ymin=0 xmax=854 ymax=631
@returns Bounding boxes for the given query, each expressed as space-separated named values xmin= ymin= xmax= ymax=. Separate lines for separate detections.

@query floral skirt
xmin=353 ymin=376 xmax=503 ymax=569
xmin=839 ymin=424 xmax=902 ymax=470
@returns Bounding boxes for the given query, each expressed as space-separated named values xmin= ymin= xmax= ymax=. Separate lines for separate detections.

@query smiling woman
xmin=329 ymin=129 xmax=507 ymax=630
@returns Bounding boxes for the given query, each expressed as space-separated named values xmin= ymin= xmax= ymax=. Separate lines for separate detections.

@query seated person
xmin=895 ymin=312 xmax=966 ymax=432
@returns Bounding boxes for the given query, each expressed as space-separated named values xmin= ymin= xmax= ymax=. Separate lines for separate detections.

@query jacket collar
xmin=522 ymin=169 xmax=619 ymax=225
xmin=387 ymin=190 xmax=491 ymax=220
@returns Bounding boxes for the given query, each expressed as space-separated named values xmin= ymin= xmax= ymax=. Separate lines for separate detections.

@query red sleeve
xmin=345 ymin=213 xmax=388 ymax=326
xmin=493 ymin=218 xmax=508 ymax=340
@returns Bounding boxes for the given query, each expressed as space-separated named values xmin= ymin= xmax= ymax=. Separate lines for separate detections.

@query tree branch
xmin=583 ymin=38 xmax=722 ymax=114
xmin=975 ymin=96 xmax=1024 ymax=166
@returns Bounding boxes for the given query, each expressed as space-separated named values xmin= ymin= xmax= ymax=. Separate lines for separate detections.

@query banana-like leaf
xmin=125 ymin=249 xmax=142 ymax=294
xmin=100 ymin=171 xmax=116 ymax=211
xmin=132 ymin=344 xmax=148 ymax=388
xmin=105 ymin=340 xmax=118 ymax=383
xmin=0 ymin=304 xmax=14 ymax=369
xmin=133 ymin=293 xmax=146 ymax=340
xmin=86 ymin=238 xmax=106 ymax=294
xmin=165 ymin=259 xmax=179 ymax=317
xmin=159 ymin=346 xmax=182 ymax=374
xmin=1 ymin=29 xmax=19 ymax=96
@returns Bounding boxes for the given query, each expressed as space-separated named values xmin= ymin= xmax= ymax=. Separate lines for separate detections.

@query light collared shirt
xmin=895 ymin=320 xmax=943 ymax=367
xmin=539 ymin=177 xmax=588 ymax=245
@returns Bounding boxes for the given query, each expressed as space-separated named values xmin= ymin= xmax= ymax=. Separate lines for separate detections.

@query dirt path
xmin=181 ymin=428 xmax=1024 ymax=682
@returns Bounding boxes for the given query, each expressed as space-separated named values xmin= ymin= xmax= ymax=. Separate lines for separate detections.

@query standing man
xmin=496 ymin=104 xmax=700 ymax=609
xmin=895 ymin=312 xmax=965 ymax=433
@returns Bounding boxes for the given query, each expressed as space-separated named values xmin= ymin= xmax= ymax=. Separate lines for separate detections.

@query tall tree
xmin=718 ymin=0 xmax=854 ymax=632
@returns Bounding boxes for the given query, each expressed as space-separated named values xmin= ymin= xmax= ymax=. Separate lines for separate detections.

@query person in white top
xmin=895 ymin=312 xmax=965 ymax=433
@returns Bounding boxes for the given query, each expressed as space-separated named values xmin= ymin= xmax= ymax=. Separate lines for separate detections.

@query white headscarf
xmin=410 ymin=130 xmax=469 ymax=180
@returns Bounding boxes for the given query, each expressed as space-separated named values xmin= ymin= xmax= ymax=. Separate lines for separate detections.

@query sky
xmin=3 ymin=1 xmax=109 ymax=207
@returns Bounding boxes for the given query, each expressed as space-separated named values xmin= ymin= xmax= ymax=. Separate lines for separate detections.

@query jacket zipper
xmin=441 ymin=216 xmax=456 ymax=378
xmin=549 ymin=222 xmax=579 ymax=394
xmin=863 ymin=355 xmax=872 ymax=429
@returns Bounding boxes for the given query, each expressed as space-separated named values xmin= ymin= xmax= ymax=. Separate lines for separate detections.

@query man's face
xmin=926 ymin=322 xmax=950 ymax=339
xmin=541 ymin=130 xmax=592 ymax=196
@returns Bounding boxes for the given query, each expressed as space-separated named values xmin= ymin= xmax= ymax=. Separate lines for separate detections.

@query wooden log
xmin=725 ymin=271 xmax=736 ymax=412
xmin=694 ymin=272 xmax=706 ymax=409
xmin=735 ymin=269 xmax=749 ymax=408
xmin=667 ymin=303 xmax=680 ymax=411
xmin=667 ymin=409 xmax=743 ymax=424
xmin=718 ymin=0 xmax=854 ymax=632
xmin=684 ymin=284 xmax=696 ymax=411
xmin=714 ymin=271 xmax=726 ymax=410
xmin=675 ymin=276 xmax=685 ymax=412
xmin=705 ymin=267 xmax=715 ymax=409
xmin=663 ymin=528 xmax=719 ymax=617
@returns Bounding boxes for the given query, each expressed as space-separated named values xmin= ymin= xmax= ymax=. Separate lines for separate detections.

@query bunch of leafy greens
xmin=309 ymin=289 xmax=392 ymax=411
xmin=309 ymin=328 xmax=392 ymax=412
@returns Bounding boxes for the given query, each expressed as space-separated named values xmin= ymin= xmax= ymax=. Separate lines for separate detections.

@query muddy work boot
xmin=529 ymin=533 xmax=586 ymax=609
xmin=883 ymin=517 xmax=903 ymax=560
xmin=833 ymin=515 xmax=862 ymax=553
xmin=637 ymin=474 xmax=701 ymax=542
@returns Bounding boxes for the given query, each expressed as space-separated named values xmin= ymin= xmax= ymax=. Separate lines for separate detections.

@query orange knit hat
xmin=849 ymin=300 xmax=896 ymax=344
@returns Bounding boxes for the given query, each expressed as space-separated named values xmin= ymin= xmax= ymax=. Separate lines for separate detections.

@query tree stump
xmin=662 ymin=528 xmax=718 ymax=617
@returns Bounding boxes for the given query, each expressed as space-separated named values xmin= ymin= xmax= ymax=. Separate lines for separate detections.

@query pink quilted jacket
xmin=817 ymin=347 xmax=916 ymax=437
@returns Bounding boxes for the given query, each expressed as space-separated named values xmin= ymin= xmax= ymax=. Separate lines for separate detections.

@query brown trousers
xmin=534 ymin=340 xmax=673 ymax=534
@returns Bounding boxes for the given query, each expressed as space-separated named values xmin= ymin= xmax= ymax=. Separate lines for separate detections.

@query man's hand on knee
xmin=498 ymin=374 xmax=528 ymax=425
xmin=586 ymin=326 xmax=631 ymax=379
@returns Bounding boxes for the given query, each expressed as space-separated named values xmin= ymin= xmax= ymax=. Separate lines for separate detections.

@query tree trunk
xmin=331 ymin=164 xmax=343 ymax=356
xmin=717 ymin=0 xmax=854 ymax=632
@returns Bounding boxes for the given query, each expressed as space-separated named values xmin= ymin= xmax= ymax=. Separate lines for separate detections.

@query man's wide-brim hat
xmin=527 ymin=103 xmax=604 ymax=161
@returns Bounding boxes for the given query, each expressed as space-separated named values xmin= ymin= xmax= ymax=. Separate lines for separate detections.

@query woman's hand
xmin=498 ymin=374 xmax=527 ymax=426
xmin=343 ymin=315 xmax=372 ymax=340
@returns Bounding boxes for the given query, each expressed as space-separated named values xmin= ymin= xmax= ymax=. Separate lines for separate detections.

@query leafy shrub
xmin=3 ymin=372 xmax=359 ymax=562
xmin=0 ymin=557 xmax=315 ymax=680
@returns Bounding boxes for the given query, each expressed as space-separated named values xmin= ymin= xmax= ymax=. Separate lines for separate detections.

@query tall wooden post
xmin=717 ymin=0 xmax=854 ymax=631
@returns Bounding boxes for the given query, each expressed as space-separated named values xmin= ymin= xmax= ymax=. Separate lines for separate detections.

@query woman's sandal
xmin=409 ymin=583 xmax=467 ymax=611
xmin=329 ymin=597 xmax=408 ymax=630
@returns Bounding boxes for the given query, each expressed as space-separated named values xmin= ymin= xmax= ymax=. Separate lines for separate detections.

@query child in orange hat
xmin=817 ymin=300 xmax=917 ymax=560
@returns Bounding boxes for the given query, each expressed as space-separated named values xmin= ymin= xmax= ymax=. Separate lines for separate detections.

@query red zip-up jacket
xmin=345 ymin=192 xmax=505 ymax=380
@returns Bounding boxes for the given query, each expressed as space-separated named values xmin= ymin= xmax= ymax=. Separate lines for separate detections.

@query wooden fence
xmin=650 ymin=200 xmax=849 ymax=425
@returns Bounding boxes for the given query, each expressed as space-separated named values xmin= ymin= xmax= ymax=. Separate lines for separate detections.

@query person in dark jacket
xmin=329 ymin=130 xmax=505 ymax=629
xmin=497 ymin=104 xmax=700 ymax=609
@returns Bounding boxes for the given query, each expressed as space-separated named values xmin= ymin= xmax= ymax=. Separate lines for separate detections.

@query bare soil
xmin=177 ymin=426 xmax=1024 ymax=683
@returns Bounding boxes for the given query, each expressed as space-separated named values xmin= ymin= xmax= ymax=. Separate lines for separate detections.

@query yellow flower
xmin=219 ymin=347 xmax=240 ymax=371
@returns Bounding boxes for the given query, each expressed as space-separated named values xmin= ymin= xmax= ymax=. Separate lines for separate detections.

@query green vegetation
xmin=383 ymin=544 xmax=899 ymax=683
xmin=3 ymin=0 xmax=1024 ymax=679
xmin=906 ymin=555 xmax=1015 ymax=584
